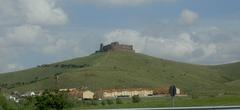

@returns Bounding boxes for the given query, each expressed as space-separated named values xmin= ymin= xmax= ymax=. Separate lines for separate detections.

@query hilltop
xmin=0 ymin=50 xmax=240 ymax=95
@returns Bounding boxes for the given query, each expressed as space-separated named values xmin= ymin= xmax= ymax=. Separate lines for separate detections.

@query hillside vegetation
xmin=0 ymin=52 xmax=240 ymax=95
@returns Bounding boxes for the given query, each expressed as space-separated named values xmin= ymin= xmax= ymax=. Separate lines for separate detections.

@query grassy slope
xmin=209 ymin=62 xmax=240 ymax=91
xmin=210 ymin=62 xmax=240 ymax=80
xmin=0 ymin=52 xmax=239 ymax=94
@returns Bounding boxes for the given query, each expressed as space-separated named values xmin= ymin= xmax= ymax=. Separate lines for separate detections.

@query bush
xmin=132 ymin=95 xmax=141 ymax=103
xmin=35 ymin=91 xmax=68 ymax=110
xmin=116 ymin=98 xmax=123 ymax=104
xmin=0 ymin=93 xmax=17 ymax=110
xmin=106 ymin=99 xmax=114 ymax=105
xmin=91 ymin=100 xmax=98 ymax=106
xmin=101 ymin=100 xmax=106 ymax=106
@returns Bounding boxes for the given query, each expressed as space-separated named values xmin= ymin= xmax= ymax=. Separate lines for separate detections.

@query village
xmin=7 ymin=86 xmax=183 ymax=103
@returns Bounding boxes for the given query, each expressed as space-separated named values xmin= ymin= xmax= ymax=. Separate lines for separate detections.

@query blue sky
xmin=0 ymin=0 xmax=240 ymax=73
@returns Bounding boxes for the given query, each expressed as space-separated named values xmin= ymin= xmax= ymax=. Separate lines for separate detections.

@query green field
xmin=71 ymin=96 xmax=240 ymax=109
xmin=0 ymin=52 xmax=240 ymax=96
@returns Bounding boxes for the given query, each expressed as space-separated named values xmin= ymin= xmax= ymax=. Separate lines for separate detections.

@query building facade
xmin=101 ymin=88 xmax=153 ymax=98
xmin=82 ymin=90 xmax=94 ymax=99
xmin=97 ymin=42 xmax=135 ymax=53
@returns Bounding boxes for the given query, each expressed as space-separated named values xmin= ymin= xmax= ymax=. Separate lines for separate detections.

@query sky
xmin=0 ymin=0 xmax=240 ymax=73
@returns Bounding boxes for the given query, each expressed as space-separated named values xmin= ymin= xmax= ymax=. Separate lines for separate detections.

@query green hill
xmin=0 ymin=52 xmax=240 ymax=95
xmin=209 ymin=62 xmax=240 ymax=91
xmin=210 ymin=62 xmax=240 ymax=80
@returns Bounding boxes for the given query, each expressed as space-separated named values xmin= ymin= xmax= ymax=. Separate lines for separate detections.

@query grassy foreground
xmin=71 ymin=96 xmax=240 ymax=109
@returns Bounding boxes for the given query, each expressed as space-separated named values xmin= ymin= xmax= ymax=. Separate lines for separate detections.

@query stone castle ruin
xmin=96 ymin=42 xmax=135 ymax=53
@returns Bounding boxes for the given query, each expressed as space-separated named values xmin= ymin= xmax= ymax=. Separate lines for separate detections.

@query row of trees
xmin=28 ymin=93 xmax=141 ymax=109
xmin=37 ymin=64 xmax=90 ymax=68
xmin=81 ymin=95 xmax=141 ymax=106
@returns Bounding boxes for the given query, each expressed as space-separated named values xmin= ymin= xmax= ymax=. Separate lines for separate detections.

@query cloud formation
xmin=20 ymin=0 xmax=68 ymax=25
xmin=0 ymin=0 xmax=68 ymax=26
xmin=0 ymin=0 xmax=70 ymax=72
xmin=180 ymin=9 xmax=199 ymax=25
xmin=103 ymin=29 xmax=223 ymax=64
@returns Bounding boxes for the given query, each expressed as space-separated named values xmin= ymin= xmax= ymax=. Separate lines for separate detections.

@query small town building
xmin=21 ymin=91 xmax=36 ymax=97
xmin=153 ymin=87 xmax=181 ymax=95
xmin=100 ymin=88 xmax=153 ymax=98
xmin=59 ymin=88 xmax=68 ymax=92
xmin=82 ymin=90 xmax=94 ymax=100
xmin=59 ymin=88 xmax=94 ymax=100
xmin=176 ymin=88 xmax=181 ymax=95
xmin=9 ymin=95 xmax=20 ymax=103
xmin=153 ymin=87 xmax=169 ymax=95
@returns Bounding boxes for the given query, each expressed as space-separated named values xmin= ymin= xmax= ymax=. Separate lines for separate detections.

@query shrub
xmin=101 ymin=100 xmax=106 ymax=106
xmin=132 ymin=95 xmax=141 ymax=103
xmin=91 ymin=100 xmax=98 ymax=106
xmin=106 ymin=99 xmax=114 ymax=105
xmin=0 ymin=92 xmax=17 ymax=110
xmin=35 ymin=91 xmax=68 ymax=110
xmin=116 ymin=98 xmax=123 ymax=104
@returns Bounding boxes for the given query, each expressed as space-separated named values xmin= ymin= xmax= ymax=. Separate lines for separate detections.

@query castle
xmin=97 ymin=42 xmax=135 ymax=53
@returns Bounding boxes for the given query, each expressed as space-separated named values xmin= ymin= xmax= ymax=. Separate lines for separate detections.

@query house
xmin=21 ymin=91 xmax=36 ymax=97
xmin=59 ymin=88 xmax=68 ymax=92
xmin=59 ymin=88 xmax=94 ymax=100
xmin=153 ymin=87 xmax=169 ymax=95
xmin=82 ymin=90 xmax=94 ymax=100
xmin=153 ymin=87 xmax=181 ymax=96
xmin=9 ymin=95 xmax=20 ymax=103
xmin=176 ymin=88 xmax=181 ymax=95
xmin=61 ymin=88 xmax=82 ymax=100
xmin=100 ymin=88 xmax=153 ymax=98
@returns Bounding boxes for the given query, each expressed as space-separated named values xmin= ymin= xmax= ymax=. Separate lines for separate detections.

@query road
xmin=97 ymin=106 xmax=240 ymax=110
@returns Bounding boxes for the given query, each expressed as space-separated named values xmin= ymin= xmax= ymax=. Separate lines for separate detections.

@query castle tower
xmin=100 ymin=43 xmax=103 ymax=52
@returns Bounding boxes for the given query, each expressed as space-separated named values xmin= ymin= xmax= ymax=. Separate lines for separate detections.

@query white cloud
xmin=104 ymin=29 xmax=146 ymax=52
xmin=6 ymin=64 xmax=24 ymax=72
xmin=6 ymin=25 xmax=43 ymax=45
xmin=104 ymin=29 xmax=218 ymax=63
xmin=0 ymin=0 xmax=68 ymax=26
xmin=42 ymin=39 xmax=68 ymax=55
xmin=0 ymin=0 xmax=70 ymax=72
xmin=180 ymin=9 xmax=199 ymax=25
xmin=0 ymin=24 xmax=84 ymax=72
xmin=20 ymin=0 xmax=68 ymax=25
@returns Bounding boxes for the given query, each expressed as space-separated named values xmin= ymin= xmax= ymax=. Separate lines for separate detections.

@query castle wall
xmin=111 ymin=44 xmax=134 ymax=52
xmin=100 ymin=42 xmax=135 ymax=53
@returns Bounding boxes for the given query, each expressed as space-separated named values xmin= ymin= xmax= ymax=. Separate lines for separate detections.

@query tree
xmin=132 ymin=95 xmax=141 ymax=103
xmin=35 ymin=91 xmax=67 ymax=110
